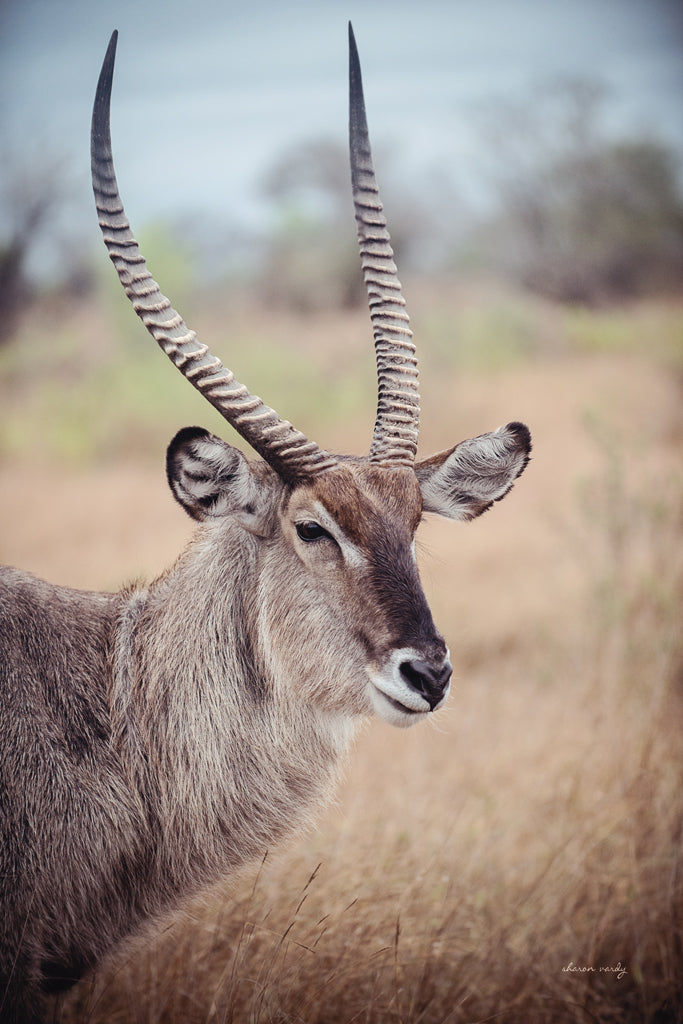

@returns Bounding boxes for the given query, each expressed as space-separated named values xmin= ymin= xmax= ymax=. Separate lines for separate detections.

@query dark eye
xmin=296 ymin=521 xmax=332 ymax=542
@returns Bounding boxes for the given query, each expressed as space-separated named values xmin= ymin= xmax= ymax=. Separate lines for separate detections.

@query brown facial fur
xmin=280 ymin=462 xmax=446 ymax=670
xmin=286 ymin=463 xmax=423 ymax=550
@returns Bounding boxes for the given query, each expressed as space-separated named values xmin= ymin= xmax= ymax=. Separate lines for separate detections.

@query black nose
xmin=400 ymin=658 xmax=452 ymax=711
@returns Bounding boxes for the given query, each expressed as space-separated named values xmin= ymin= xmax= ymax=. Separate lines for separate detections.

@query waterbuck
xmin=0 ymin=24 xmax=531 ymax=1022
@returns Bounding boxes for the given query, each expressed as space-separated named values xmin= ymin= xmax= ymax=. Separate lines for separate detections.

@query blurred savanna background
xmin=1 ymin=0 xmax=682 ymax=1021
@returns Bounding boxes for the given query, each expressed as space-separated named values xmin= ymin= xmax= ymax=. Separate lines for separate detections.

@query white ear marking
xmin=416 ymin=421 xmax=531 ymax=521
xmin=166 ymin=426 xmax=261 ymax=522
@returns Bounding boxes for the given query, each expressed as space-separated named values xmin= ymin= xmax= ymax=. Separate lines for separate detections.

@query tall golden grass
xmin=1 ymin=284 xmax=681 ymax=1022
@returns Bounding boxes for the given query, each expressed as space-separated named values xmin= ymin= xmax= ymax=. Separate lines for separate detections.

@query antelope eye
xmin=296 ymin=521 xmax=332 ymax=542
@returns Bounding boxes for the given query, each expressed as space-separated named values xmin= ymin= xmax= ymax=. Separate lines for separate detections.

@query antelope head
xmin=91 ymin=26 xmax=531 ymax=729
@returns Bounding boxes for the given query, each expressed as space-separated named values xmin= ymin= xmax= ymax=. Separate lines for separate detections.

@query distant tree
xmin=0 ymin=152 xmax=72 ymax=343
xmin=474 ymin=78 xmax=683 ymax=304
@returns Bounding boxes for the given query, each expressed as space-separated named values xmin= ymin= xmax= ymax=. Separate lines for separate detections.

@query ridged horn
xmin=91 ymin=30 xmax=337 ymax=483
xmin=348 ymin=22 xmax=420 ymax=467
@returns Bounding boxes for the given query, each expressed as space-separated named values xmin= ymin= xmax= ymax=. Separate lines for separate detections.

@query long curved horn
xmin=348 ymin=22 xmax=420 ymax=467
xmin=91 ymin=31 xmax=336 ymax=483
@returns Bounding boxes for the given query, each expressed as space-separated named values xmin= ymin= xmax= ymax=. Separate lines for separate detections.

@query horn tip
xmin=106 ymin=29 xmax=119 ymax=60
xmin=348 ymin=22 xmax=358 ymax=58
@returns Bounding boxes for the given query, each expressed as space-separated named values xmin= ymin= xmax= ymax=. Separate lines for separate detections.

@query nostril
xmin=400 ymin=658 xmax=452 ymax=710
xmin=400 ymin=660 xmax=428 ymax=694
xmin=437 ymin=660 xmax=453 ymax=689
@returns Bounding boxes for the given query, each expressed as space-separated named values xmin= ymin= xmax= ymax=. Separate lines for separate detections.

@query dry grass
xmin=1 ymin=286 xmax=681 ymax=1022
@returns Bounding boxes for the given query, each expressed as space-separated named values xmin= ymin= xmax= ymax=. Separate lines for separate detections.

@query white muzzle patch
xmin=367 ymin=648 xmax=451 ymax=729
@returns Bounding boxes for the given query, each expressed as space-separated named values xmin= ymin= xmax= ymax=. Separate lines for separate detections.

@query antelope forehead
xmin=316 ymin=466 xmax=422 ymax=539
xmin=309 ymin=496 xmax=417 ymax=566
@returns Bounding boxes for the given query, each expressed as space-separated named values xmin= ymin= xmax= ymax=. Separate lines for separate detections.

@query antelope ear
xmin=416 ymin=422 xmax=531 ymax=521
xmin=166 ymin=427 xmax=261 ymax=522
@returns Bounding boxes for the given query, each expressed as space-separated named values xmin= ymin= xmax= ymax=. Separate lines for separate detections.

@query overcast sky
xmin=1 ymin=0 xmax=682 ymax=271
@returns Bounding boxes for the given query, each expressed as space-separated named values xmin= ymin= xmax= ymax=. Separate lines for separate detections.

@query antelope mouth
xmin=369 ymin=682 xmax=431 ymax=729
xmin=377 ymin=690 xmax=426 ymax=717
xmin=367 ymin=648 xmax=452 ymax=728
xmin=367 ymin=665 xmax=432 ymax=728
